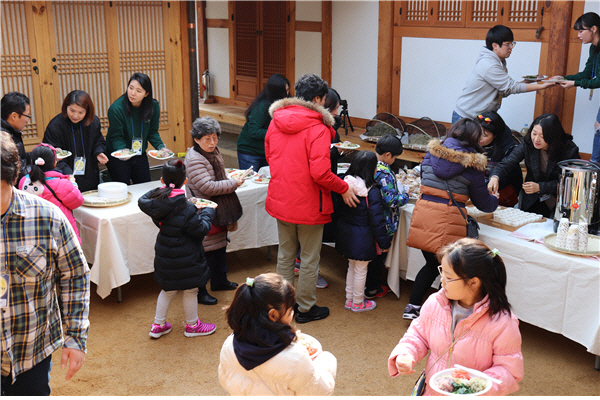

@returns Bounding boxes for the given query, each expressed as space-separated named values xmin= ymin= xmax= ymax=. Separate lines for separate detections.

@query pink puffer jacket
xmin=18 ymin=170 xmax=84 ymax=242
xmin=388 ymin=289 xmax=523 ymax=396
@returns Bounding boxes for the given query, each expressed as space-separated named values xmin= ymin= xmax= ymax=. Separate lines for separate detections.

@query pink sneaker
xmin=149 ymin=322 xmax=172 ymax=338
xmin=344 ymin=300 xmax=352 ymax=310
xmin=352 ymin=299 xmax=377 ymax=312
xmin=184 ymin=319 xmax=216 ymax=337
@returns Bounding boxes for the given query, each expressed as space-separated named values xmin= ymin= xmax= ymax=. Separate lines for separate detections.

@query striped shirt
xmin=0 ymin=189 xmax=90 ymax=382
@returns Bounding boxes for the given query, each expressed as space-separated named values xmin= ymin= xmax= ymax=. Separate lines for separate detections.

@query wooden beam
xmin=377 ymin=0 xmax=394 ymax=114
xmin=181 ymin=1 xmax=194 ymax=150
xmin=394 ymin=26 xmax=550 ymax=42
xmin=296 ymin=20 xmax=321 ymax=32
xmin=206 ymin=18 xmax=229 ymax=28
xmin=104 ymin=1 xmax=121 ymax=103
xmin=321 ymin=1 xmax=332 ymax=86
xmin=542 ymin=1 xmax=573 ymax=118
xmin=392 ymin=35 xmax=402 ymax=116
xmin=197 ymin=0 xmax=209 ymax=99
xmin=229 ymin=1 xmax=235 ymax=99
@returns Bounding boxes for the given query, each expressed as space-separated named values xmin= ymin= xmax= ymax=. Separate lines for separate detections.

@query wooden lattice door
xmin=1 ymin=0 xmax=184 ymax=152
xmin=233 ymin=1 xmax=287 ymax=101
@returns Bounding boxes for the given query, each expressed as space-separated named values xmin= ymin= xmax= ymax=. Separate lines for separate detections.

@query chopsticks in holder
xmin=453 ymin=364 xmax=502 ymax=385
xmin=239 ymin=166 xmax=254 ymax=180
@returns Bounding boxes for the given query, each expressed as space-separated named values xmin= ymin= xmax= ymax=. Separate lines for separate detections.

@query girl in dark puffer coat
xmin=335 ymin=151 xmax=391 ymax=313
xmin=138 ymin=160 xmax=217 ymax=338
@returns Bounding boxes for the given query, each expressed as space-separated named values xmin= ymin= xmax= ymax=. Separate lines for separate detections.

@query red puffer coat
xmin=265 ymin=97 xmax=348 ymax=225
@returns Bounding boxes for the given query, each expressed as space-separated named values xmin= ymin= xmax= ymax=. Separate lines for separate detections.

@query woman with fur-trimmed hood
xmin=402 ymin=118 xmax=499 ymax=320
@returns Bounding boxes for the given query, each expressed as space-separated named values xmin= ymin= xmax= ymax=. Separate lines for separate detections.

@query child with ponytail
xmin=18 ymin=143 xmax=84 ymax=242
xmin=388 ymin=238 xmax=524 ymax=396
xmin=138 ymin=159 xmax=217 ymax=338
xmin=218 ymin=273 xmax=337 ymax=395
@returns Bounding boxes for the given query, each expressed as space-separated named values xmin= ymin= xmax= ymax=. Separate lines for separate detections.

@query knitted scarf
xmin=194 ymin=144 xmax=243 ymax=227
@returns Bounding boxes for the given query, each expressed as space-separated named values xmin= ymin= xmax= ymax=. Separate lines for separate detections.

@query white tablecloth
xmin=385 ymin=204 xmax=600 ymax=356
xmin=74 ymin=180 xmax=277 ymax=299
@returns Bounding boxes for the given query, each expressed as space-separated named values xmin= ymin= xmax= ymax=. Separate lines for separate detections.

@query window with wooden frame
xmin=399 ymin=0 xmax=542 ymax=29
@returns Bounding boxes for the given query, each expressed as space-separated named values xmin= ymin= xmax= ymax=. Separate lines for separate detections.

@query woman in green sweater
xmin=236 ymin=73 xmax=289 ymax=170
xmin=106 ymin=72 xmax=169 ymax=184
xmin=551 ymin=12 xmax=600 ymax=162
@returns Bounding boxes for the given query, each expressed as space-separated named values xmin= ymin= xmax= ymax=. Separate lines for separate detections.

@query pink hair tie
xmin=168 ymin=183 xmax=175 ymax=188
xmin=35 ymin=157 xmax=45 ymax=166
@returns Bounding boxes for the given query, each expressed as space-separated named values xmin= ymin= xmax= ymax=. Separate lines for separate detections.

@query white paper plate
xmin=543 ymin=233 xmax=600 ymax=256
xmin=252 ymin=176 xmax=270 ymax=184
xmin=147 ymin=149 xmax=174 ymax=160
xmin=429 ymin=368 xmax=493 ymax=396
xmin=332 ymin=142 xmax=360 ymax=150
xmin=190 ymin=197 xmax=218 ymax=209
xmin=111 ymin=149 xmax=140 ymax=159
xmin=227 ymin=169 xmax=255 ymax=180
xmin=297 ymin=333 xmax=322 ymax=360
xmin=56 ymin=150 xmax=72 ymax=160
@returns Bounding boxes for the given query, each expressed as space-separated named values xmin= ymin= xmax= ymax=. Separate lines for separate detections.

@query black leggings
xmin=409 ymin=250 xmax=440 ymax=306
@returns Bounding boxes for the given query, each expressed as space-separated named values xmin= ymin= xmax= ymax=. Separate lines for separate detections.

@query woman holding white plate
xmin=43 ymin=90 xmax=107 ymax=192
xmin=106 ymin=72 xmax=170 ymax=184
xmin=185 ymin=116 xmax=244 ymax=305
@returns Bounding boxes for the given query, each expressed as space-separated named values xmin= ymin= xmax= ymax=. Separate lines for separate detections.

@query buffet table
xmin=385 ymin=204 xmax=600 ymax=358
xmin=75 ymin=179 xmax=277 ymax=299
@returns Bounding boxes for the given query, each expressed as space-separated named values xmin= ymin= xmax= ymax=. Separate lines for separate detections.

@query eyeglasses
xmin=502 ymin=41 xmax=517 ymax=48
xmin=16 ymin=112 xmax=32 ymax=120
xmin=437 ymin=266 xmax=463 ymax=283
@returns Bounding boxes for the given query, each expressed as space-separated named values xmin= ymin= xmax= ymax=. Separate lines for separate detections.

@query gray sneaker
xmin=403 ymin=304 xmax=421 ymax=320
xmin=316 ymin=274 xmax=328 ymax=289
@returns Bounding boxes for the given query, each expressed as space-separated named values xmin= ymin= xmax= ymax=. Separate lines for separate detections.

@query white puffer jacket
xmin=218 ymin=334 xmax=337 ymax=396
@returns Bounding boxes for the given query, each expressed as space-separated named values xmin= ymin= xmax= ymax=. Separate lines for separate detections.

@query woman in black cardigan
xmin=488 ymin=113 xmax=580 ymax=217
xmin=43 ymin=90 xmax=108 ymax=192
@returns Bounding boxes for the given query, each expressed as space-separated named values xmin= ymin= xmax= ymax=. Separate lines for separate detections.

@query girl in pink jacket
xmin=388 ymin=238 xmax=523 ymax=396
xmin=18 ymin=143 xmax=84 ymax=242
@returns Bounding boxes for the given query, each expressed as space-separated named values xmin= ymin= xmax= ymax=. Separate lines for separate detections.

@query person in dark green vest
xmin=236 ymin=73 xmax=289 ymax=171
xmin=106 ymin=72 xmax=170 ymax=184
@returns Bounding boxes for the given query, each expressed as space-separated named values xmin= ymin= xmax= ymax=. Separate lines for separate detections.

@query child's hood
xmin=138 ymin=191 xmax=189 ymax=222
xmin=343 ymin=175 xmax=369 ymax=197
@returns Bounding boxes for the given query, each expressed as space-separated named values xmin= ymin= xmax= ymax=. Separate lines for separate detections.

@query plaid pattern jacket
xmin=0 ymin=189 xmax=90 ymax=382
xmin=375 ymin=161 xmax=408 ymax=236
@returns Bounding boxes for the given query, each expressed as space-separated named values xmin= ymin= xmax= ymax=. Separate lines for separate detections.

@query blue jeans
xmin=592 ymin=107 xmax=600 ymax=163
xmin=237 ymin=152 xmax=268 ymax=171
xmin=451 ymin=111 xmax=465 ymax=125
xmin=1 ymin=355 xmax=52 ymax=396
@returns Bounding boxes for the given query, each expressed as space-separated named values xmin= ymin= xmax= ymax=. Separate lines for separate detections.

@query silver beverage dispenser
xmin=553 ymin=160 xmax=600 ymax=234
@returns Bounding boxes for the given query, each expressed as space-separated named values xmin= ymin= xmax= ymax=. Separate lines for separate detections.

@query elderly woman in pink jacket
xmin=388 ymin=238 xmax=524 ymax=396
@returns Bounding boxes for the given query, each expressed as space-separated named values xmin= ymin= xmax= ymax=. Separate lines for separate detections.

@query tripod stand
xmin=339 ymin=99 xmax=354 ymax=136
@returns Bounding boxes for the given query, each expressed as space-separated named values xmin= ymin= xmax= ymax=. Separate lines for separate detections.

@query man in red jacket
xmin=265 ymin=74 xmax=358 ymax=323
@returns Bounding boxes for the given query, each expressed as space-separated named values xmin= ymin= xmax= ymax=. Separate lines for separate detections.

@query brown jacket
xmin=407 ymin=138 xmax=497 ymax=254
xmin=184 ymin=148 xmax=238 ymax=251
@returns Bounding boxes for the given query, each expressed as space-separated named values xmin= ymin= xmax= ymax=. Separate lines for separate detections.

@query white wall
xmin=399 ymin=37 xmax=541 ymax=131
xmin=331 ymin=1 xmax=379 ymax=120
xmin=205 ymin=1 xmax=230 ymax=99
xmin=205 ymin=0 xmax=227 ymax=19
xmin=570 ymin=0 xmax=600 ymax=155
xmin=295 ymin=2 xmax=322 ymax=82
xmin=296 ymin=1 xmax=321 ymax=21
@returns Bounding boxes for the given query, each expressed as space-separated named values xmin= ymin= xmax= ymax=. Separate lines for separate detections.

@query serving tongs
xmin=239 ymin=166 xmax=254 ymax=180
xmin=453 ymin=364 xmax=502 ymax=385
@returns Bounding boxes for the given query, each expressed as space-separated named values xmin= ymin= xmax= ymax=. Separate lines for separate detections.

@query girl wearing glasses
xmin=388 ymin=238 xmax=524 ymax=396
xmin=550 ymin=12 xmax=600 ymax=163
xmin=453 ymin=25 xmax=554 ymax=124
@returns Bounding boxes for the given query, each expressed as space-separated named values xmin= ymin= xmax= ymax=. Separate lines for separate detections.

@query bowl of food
xmin=296 ymin=332 xmax=322 ymax=360
xmin=429 ymin=368 xmax=493 ymax=396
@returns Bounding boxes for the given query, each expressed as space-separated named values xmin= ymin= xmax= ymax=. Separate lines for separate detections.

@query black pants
xmin=365 ymin=252 xmax=386 ymax=292
xmin=409 ymin=250 xmax=440 ymax=306
xmin=106 ymin=153 xmax=151 ymax=185
xmin=198 ymin=246 xmax=229 ymax=296
xmin=1 ymin=355 xmax=52 ymax=396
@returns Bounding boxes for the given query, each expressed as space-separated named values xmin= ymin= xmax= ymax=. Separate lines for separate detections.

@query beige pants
xmin=276 ymin=220 xmax=324 ymax=313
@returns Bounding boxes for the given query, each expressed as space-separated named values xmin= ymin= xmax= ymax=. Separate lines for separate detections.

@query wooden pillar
xmin=377 ymin=0 xmax=394 ymax=114
xmin=543 ymin=1 xmax=573 ymax=118
xmin=197 ymin=0 xmax=209 ymax=97
xmin=322 ymin=1 xmax=332 ymax=86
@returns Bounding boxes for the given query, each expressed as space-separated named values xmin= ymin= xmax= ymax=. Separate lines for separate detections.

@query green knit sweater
xmin=106 ymin=95 xmax=164 ymax=153
xmin=565 ymin=44 xmax=600 ymax=89
xmin=236 ymin=100 xmax=271 ymax=157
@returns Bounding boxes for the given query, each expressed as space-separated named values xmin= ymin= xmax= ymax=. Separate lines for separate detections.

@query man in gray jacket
xmin=453 ymin=25 xmax=555 ymax=124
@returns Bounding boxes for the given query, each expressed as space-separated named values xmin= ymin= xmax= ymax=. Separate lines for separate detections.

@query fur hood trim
xmin=268 ymin=97 xmax=335 ymax=127
xmin=427 ymin=139 xmax=487 ymax=171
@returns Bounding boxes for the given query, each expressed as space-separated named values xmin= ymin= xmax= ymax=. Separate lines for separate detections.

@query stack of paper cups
xmin=578 ymin=222 xmax=589 ymax=252
xmin=556 ymin=218 xmax=570 ymax=249
xmin=565 ymin=224 xmax=579 ymax=251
